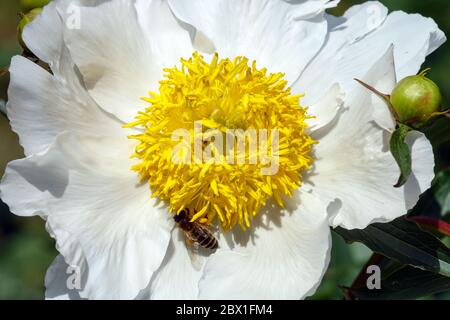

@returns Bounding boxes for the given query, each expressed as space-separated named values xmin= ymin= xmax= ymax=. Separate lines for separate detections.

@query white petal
xmin=307 ymin=49 xmax=435 ymax=230
xmin=0 ymin=133 xmax=172 ymax=299
xmin=168 ymin=0 xmax=338 ymax=83
xmin=7 ymin=54 xmax=121 ymax=156
xmin=22 ymin=1 xmax=63 ymax=68
xmin=22 ymin=0 xmax=105 ymax=75
xmin=45 ymin=255 xmax=85 ymax=300
xmin=135 ymin=0 xmax=193 ymax=66
xmin=404 ymin=130 xmax=435 ymax=210
xmin=59 ymin=0 xmax=192 ymax=123
xmin=140 ymin=229 xmax=206 ymax=300
xmin=9 ymin=1 xmax=124 ymax=156
xmin=198 ymin=192 xmax=331 ymax=299
xmin=366 ymin=45 xmax=397 ymax=131
xmin=44 ymin=217 xmax=90 ymax=299
xmin=307 ymin=83 xmax=344 ymax=133
xmin=296 ymin=1 xmax=446 ymax=105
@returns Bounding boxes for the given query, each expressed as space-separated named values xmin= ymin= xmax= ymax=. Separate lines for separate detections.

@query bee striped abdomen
xmin=175 ymin=210 xmax=218 ymax=250
xmin=191 ymin=223 xmax=218 ymax=249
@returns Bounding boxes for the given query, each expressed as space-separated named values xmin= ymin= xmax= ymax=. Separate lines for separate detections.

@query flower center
xmin=125 ymin=52 xmax=315 ymax=231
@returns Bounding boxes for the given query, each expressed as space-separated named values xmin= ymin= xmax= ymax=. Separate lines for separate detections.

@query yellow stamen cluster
xmin=126 ymin=52 xmax=315 ymax=231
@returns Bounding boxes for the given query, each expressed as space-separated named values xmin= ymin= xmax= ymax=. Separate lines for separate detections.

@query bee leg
xmin=185 ymin=238 xmax=194 ymax=247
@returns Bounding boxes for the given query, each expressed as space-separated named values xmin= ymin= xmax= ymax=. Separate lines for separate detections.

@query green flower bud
xmin=20 ymin=0 xmax=50 ymax=11
xmin=390 ymin=71 xmax=442 ymax=122
xmin=18 ymin=8 xmax=43 ymax=50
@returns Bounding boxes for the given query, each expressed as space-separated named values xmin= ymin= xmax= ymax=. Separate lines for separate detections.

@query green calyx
xmin=20 ymin=0 xmax=50 ymax=11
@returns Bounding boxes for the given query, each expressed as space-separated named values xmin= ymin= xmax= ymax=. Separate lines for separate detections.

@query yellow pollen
xmin=125 ymin=52 xmax=316 ymax=231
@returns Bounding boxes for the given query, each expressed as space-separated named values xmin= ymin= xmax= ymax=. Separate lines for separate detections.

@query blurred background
xmin=0 ymin=0 xmax=448 ymax=299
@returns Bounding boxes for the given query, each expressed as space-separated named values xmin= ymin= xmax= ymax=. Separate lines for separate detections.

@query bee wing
xmin=183 ymin=234 xmax=203 ymax=271
xmin=184 ymin=232 xmax=203 ymax=271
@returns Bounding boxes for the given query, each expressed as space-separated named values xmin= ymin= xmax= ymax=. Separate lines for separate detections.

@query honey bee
xmin=174 ymin=209 xmax=218 ymax=250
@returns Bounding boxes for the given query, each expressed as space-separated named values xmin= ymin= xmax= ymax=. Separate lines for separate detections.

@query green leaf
xmin=334 ymin=217 xmax=450 ymax=277
xmin=310 ymin=233 xmax=371 ymax=300
xmin=423 ymin=118 xmax=450 ymax=171
xmin=424 ymin=117 xmax=450 ymax=147
xmin=433 ymin=170 xmax=450 ymax=216
xmin=343 ymin=253 xmax=403 ymax=294
xmin=409 ymin=189 xmax=442 ymax=219
xmin=409 ymin=169 xmax=450 ymax=218
xmin=343 ymin=262 xmax=450 ymax=300
xmin=390 ymin=124 xmax=413 ymax=187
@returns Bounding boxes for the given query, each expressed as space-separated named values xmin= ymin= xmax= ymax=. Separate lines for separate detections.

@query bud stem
xmin=0 ymin=66 xmax=9 ymax=78
xmin=431 ymin=108 xmax=450 ymax=119
xmin=409 ymin=107 xmax=450 ymax=126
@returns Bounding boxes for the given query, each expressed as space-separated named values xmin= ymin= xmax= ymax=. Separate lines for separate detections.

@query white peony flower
xmin=0 ymin=0 xmax=446 ymax=300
